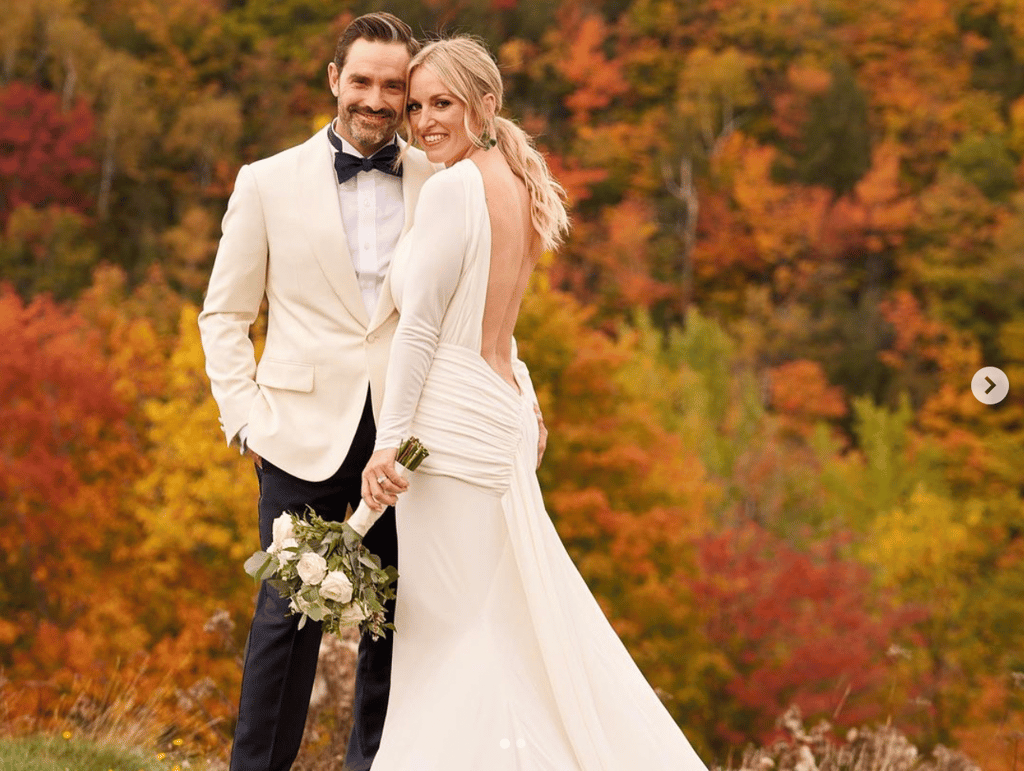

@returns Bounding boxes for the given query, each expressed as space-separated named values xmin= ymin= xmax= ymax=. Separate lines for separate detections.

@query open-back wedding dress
xmin=367 ymin=159 xmax=710 ymax=770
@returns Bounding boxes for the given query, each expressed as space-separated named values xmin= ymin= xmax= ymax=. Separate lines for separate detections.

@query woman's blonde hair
xmin=405 ymin=36 xmax=570 ymax=252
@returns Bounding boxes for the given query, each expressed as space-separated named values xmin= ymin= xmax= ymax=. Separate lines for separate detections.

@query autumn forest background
xmin=2 ymin=0 xmax=1024 ymax=767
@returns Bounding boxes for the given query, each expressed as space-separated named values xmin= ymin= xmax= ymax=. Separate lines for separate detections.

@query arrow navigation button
xmin=972 ymin=367 xmax=1009 ymax=405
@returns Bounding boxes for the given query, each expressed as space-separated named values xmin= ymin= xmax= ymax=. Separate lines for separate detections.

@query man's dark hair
xmin=333 ymin=12 xmax=420 ymax=70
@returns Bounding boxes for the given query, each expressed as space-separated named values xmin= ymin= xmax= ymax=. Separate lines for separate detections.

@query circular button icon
xmin=972 ymin=366 xmax=1009 ymax=404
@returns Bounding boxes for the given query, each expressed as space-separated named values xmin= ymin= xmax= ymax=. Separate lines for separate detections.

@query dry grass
xmin=0 ymin=610 xmax=243 ymax=770
xmin=722 ymin=706 xmax=982 ymax=771
xmin=291 ymin=627 xmax=362 ymax=771
xmin=0 ymin=663 xmax=232 ymax=770
xmin=0 ymin=609 xmax=360 ymax=770
xmin=0 ymin=612 xmax=996 ymax=771
xmin=198 ymin=609 xmax=363 ymax=770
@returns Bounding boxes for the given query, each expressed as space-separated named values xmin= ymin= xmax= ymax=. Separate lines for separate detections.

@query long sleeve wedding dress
xmin=367 ymin=159 xmax=711 ymax=770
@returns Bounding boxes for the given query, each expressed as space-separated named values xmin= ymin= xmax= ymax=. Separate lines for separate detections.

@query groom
xmin=198 ymin=13 xmax=434 ymax=771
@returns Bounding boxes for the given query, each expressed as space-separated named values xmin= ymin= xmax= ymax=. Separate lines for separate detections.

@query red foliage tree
xmin=0 ymin=82 xmax=96 ymax=225
xmin=688 ymin=523 xmax=920 ymax=751
xmin=0 ymin=287 xmax=141 ymax=705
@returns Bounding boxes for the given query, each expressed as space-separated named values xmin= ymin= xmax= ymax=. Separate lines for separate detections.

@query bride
xmin=359 ymin=35 xmax=710 ymax=771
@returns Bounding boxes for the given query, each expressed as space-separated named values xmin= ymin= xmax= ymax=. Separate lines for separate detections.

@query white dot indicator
xmin=499 ymin=738 xmax=511 ymax=750
xmin=516 ymin=738 xmax=527 ymax=748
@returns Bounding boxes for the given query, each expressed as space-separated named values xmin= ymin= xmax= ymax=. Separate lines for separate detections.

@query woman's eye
xmin=436 ymin=100 xmax=450 ymax=108
xmin=407 ymin=103 xmax=420 ymax=113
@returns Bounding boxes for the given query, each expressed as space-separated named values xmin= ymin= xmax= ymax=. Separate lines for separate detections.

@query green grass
xmin=0 ymin=734 xmax=181 ymax=771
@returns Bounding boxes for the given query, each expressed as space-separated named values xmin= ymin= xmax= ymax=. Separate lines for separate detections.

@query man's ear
xmin=328 ymin=62 xmax=341 ymax=98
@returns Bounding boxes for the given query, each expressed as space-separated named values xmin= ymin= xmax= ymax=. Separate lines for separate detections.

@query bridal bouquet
xmin=243 ymin=438 xmax=429 ymax=641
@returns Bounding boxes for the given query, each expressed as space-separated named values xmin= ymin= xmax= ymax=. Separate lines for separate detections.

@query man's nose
xmin=364 ymin=86 xmax=386 ymax=111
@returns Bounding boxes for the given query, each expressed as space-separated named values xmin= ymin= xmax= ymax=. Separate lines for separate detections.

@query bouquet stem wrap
xmin=347 ymin=437 xmax=429 ymax=537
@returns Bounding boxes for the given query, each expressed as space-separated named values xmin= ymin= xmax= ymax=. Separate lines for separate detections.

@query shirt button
xmin=367 ymin=333 xmax=378 ymax=343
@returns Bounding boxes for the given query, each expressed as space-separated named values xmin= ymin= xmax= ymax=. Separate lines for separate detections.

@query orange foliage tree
xmin=0 ymin=287 xmax=144 ymax=713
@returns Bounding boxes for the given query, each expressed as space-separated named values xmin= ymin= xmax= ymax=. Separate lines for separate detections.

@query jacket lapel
xmin=299 ymin=125 xmax=370 ymax=328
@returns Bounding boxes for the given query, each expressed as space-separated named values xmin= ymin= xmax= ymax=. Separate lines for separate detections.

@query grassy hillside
xmin=0 ymin=733 xmax=213 ymax=771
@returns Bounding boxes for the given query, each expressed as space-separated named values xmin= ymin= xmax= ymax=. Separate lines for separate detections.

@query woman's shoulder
xmin=418 ymin=161 xmax=483 ymax=212
xmin=424 ymin=159 xmax=478 ymax=188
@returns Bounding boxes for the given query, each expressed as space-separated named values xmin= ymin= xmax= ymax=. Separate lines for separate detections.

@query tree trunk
xmin=97 ymin=123 xmax=117 ymax=220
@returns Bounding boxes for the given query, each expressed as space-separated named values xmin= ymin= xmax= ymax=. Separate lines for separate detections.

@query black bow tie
xmin=328 ymin=128 xmax=402 ymax=184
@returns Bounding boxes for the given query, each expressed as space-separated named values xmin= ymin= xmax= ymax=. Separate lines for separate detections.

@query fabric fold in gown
xmin=367 ymin=160 xmax=709 ymax=770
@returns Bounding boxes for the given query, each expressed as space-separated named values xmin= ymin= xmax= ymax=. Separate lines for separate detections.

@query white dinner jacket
xmin=198 ymin=126 xmax=437 ymax=482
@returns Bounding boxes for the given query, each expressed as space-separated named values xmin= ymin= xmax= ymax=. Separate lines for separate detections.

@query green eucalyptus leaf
xmin=244 ymin=551 xmax=273 ymax=579
xmin=267 ymin=578 xmax=291 ymax=595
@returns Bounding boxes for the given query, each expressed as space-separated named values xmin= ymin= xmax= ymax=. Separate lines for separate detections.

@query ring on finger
xmin=376 ymin=475 xmax=387 ymax=485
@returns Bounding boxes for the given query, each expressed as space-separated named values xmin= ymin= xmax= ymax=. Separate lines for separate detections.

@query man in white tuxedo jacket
xmin=198 ymin=14 xmax=434 ymax=771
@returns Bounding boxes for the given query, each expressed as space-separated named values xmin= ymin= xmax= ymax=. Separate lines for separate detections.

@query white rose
xmin=269 ymin=514 xmax=296 ymax=554
xmin=277 ymin=538 xmax=299 ymax=562
xmin=296 ymin=552 xmax=328 ymax=585
xmin=338 ymin=603 xmax=368 ymax=624
xmin=319 ymin=571 xmax=354 ymax=603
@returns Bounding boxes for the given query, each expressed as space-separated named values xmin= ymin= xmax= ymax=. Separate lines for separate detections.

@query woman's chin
xmin=422 ymin=144 xmax=449 ymax=164
xmin=419 ymin=138 xmax=473 ymax=166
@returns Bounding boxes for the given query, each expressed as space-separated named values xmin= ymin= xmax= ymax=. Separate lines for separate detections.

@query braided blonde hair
xmin=406 ymin=36 xmax=570 ymax=252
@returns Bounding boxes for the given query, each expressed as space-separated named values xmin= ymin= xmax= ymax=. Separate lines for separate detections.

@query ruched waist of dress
xmin=407 ymin=344 xmax=525 ymax=496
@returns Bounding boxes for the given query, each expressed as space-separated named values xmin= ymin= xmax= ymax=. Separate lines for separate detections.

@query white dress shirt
xmin=329 ymin=123 xmax=405 ymax=319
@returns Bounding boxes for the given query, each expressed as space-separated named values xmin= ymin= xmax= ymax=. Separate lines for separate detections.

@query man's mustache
xmin=349 ymin=106 xmax=397 ymax=120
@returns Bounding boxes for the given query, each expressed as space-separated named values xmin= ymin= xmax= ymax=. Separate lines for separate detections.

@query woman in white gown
xmin=359 ymin=36 xmax=711 ymax=771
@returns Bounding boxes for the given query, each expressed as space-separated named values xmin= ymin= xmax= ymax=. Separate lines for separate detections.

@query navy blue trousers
xmin=229 ymin=392 xmax=397 ymax=771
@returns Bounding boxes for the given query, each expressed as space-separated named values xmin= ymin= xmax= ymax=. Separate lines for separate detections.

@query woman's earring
xmin=481 ymin=123 xmax=497 ymax=148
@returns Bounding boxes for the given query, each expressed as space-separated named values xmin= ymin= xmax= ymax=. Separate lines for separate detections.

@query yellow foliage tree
xmin=127 ymin=304 xmax=259 ymax=651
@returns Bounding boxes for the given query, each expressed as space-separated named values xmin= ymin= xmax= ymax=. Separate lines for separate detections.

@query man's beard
xmin=340 ymin=106 xmax=400 ymax=152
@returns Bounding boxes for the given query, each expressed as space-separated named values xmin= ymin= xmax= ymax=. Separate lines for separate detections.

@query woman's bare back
xmin=472 ymin=153 xmax=541 ymax=393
